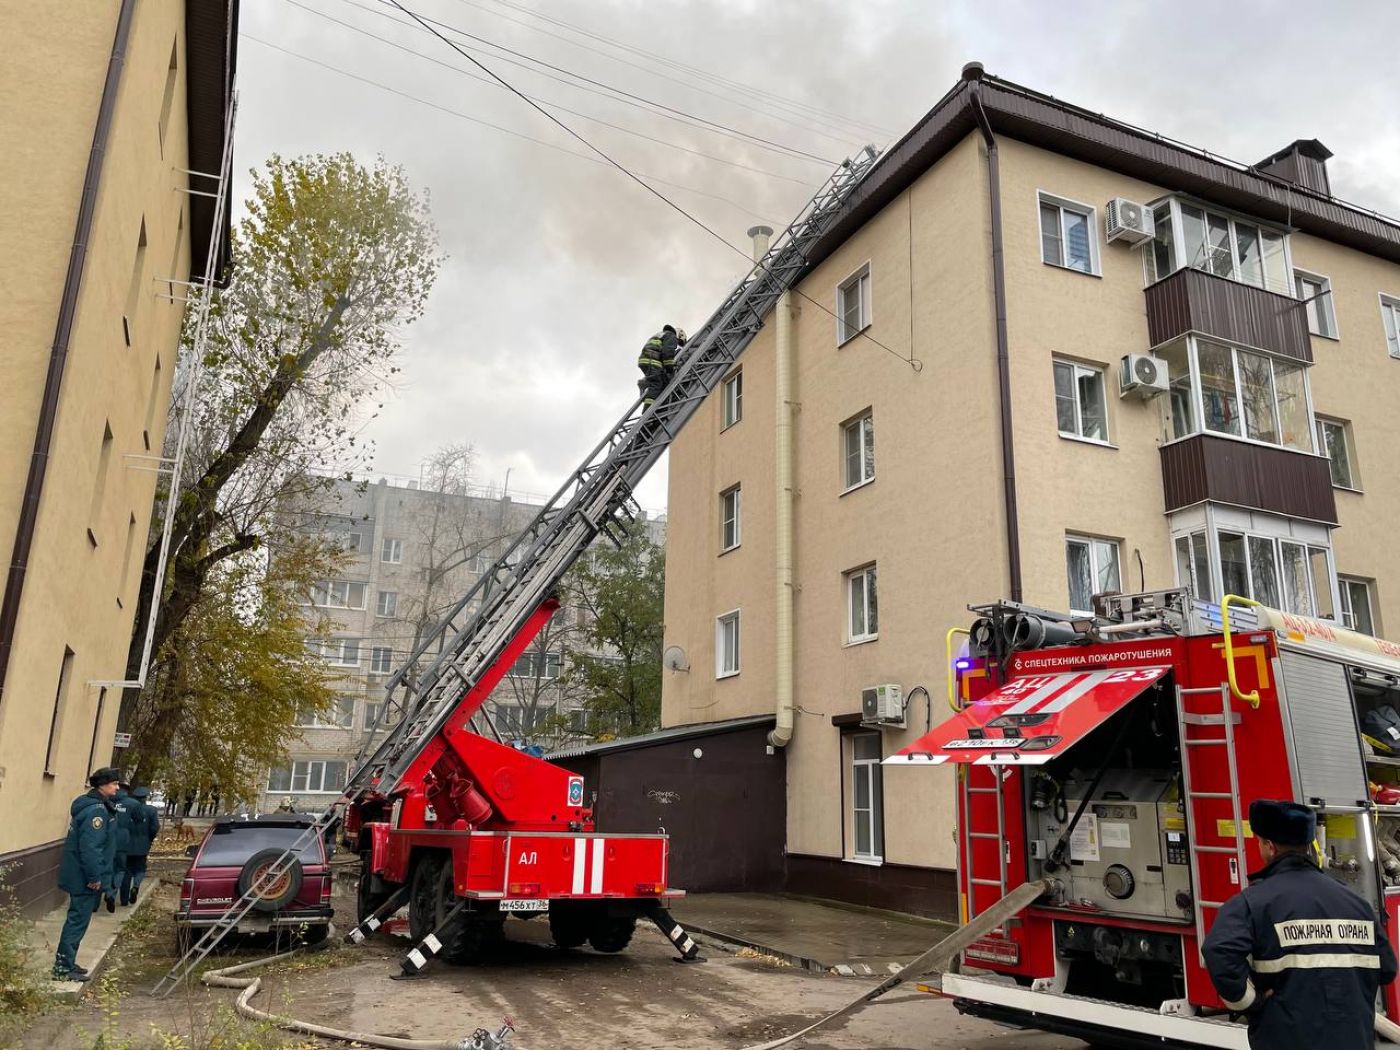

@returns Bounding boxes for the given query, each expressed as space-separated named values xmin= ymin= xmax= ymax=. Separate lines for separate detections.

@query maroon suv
xmin=176 ymin=816 xmax=334 ymax=951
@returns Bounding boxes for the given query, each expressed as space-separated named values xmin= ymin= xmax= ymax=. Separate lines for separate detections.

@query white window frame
xmin=507 ymin=651 xmax=563 ymax=680
xmin=328 ymin=638 xmax=361 ymax=668
xmin=1381 ymin=294 xmax=1400 ymax=360
xmin=376 ymin=590 xmax=398 ymax=618
xmin=272 ymin=759 xmax=348 ymax=794
xmin=1339 ymin=577 xmax=1376 ymax=635
xmin=715 ymin=610 xmax=740 ymax=679
xmin=1213 ymin=528 xmax=1335 ymax=619
xmin=1142 ymin=197 xmax=1294 ymax=295
xmin=841 ymin=410 xmax=875 ymax=492
xmin=370 ymin=646 xmax=393 ymax=674
xmin=298 ymin=696 xmax=355 ymax=729
xmin=1314 ymin=416 xmax=1359 ymax=491
xmin=364 ymin=700 xmax=385 ymax=729
xmin=1052 ymin=359 xmax=1110 ymax=444
xmin=721 ymin=368 xmax=742 ymax=429
xmin=719 ymin=485 xmax=741 ymax=552
xmin=836 ymin=262 xmax=871 ymax=346
xmin=381 ymin=537 xmax=403 ymax=564
xmin=1294 ymin=269 xmax=1338 ymax=340
xmin=1065 ymin=535 xmax=1121 ymax=615
xmin=849 ymin=732 xmax=884 ymax=863
xmin=845 ymin=564 xmax=879 ymax=644
xmin=343 ymin=531 xmax=363 ymax=553
xmin=1037 ymin=192 xmax=1100 ymax=276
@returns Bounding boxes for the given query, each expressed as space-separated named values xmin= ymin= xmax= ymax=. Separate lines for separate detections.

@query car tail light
xmin=634 ymin=882 xmax=666 ymax=895
xmin=320 ymin=875 xmax=332 ymax=906
xmin=507 ymin=882 xmax=541 ymax=897
xmin=180 ymin=877 xmax=194 ymax=909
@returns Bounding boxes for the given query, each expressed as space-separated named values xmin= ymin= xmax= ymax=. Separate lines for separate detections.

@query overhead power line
xmin=379 ymin=0 xmax=917 ymax=371
xmin=241 ymin=35 xmax=787 ymax=226
xmin=470 ymin=0 xmax=899 ymax=140
xmin=287 ymin=0 xmax=834 ymax=169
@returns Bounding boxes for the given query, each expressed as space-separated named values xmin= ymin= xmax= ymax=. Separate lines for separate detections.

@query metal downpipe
xmin=769 ymin=290 xmax=796 ymax=748
xmin=964 ymin=62 xmax=1023 ymax=603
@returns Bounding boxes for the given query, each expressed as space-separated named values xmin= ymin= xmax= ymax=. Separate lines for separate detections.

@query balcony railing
xmin=1160 ymin=433 xmax=1337 ymax=524
xmin=1146 ymin=268 xmax=1312 ymax=362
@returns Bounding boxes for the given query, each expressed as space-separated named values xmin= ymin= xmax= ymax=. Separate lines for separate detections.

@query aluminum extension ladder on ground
xmin=959 ymin=765 xmax=1009 ymax=921
xmin=152 ymin=144 xmax=881 ymax=994
xmin=1176 ymin=683 xmax=1250 ymax=959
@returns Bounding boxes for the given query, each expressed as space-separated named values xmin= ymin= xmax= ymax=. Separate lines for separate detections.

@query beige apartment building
xmin=661 ymin=66 xmax=1400 ymax=917
xmin=0 ymin=2 xmax=236 ymax=912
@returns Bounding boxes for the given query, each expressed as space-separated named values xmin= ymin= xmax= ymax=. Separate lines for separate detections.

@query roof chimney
xmin=747 ymin=225 xmax=773 ymax=262
xmin=1256 ymin=138 xmax=1333 ymax=196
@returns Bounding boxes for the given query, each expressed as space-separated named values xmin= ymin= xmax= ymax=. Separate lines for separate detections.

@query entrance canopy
xmin=885 ymin=667 xmax=1169 ymax=766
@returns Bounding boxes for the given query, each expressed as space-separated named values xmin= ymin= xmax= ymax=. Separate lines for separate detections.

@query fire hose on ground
xmin=200 ymin=945 xmax=513 ymax=1050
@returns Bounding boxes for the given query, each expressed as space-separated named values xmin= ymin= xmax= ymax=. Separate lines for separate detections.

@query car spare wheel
xmin=238 ymin=848 xmax=304 ymax=913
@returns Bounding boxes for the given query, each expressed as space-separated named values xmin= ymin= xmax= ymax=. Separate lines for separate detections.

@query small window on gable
xmin=836 ymin=264 xmax=871 ymax=345
xmin=1038 ymin=193 xmax=1098 ymax=275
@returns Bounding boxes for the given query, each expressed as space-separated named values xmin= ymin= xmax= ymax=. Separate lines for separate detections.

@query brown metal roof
xmin=804 ymin=72 xmax=1400 ymax=277
xmin=185 ymin=0 xmax=239 ymax=285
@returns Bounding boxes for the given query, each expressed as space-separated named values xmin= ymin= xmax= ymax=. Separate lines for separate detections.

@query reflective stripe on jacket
xmin=638 ymin=330 xmax=678 ymax=370
xmin=1202 ymin=851 xmax=1398 ymax=1050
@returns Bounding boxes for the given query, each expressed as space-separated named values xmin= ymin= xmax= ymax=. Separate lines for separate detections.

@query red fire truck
xmin=890 ymin=589 xmax=1400 ymax=1048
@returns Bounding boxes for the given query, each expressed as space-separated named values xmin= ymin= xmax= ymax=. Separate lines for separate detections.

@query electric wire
xmin=285 ymin=0 xmax=830 ymax=170
xmin=437 ymin=0 xmax=870 ymax=149
xmin=469 ymin=0 xmax=898 ymax=139
xmin=317 ymin=0 xmax=839 ymax=166
xmin=382 ymin=0 xmax=919 ymax=370
xmin=243 ymin=33 xmax=812 ymax=202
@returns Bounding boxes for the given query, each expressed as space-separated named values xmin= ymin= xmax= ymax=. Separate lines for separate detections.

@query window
xmin=1174 ymin=531 xmax=1213 ymax=602
xmin=376 ymin=590 xmax=398 ymax=618
xmin=1038 ymin=194 xmax=1097 ymax=274
xmin=1143 ymin=199 xmax=1290 ymax=295
xmin=299 ymin=697 xmax=354 ymax=729
xmin=1066 ymin=536 xmax=1120 ymax=614
xmin=1053 ymin=360 xmax=1109 ymax=442
xmin=1167 ymin=337 xmax=1313 ymax=452
xmin=508 ymin=651 xmax=563 ymax=679
xmin=721 ymin=369 xmax=742 ymax=429
xmin=381 ymin=537 xmax=403 ymax=563
xmin=327 ymin=638 xmax=361 ymax=667
xmin=44 ymin=648 xmax=75 ymax=776
xmin=850 ymin=733 xmax=884 ymax=861
xmin=842 ymin=411 xmax=875 ymax=490
xmin=1382 ymin=295 xmax=1400 ymax=359
xmin=1340 ymin=578 xmax=1376 ymax=635
xmin=308 ymin=580 xmax=367 ymax=609
xmin=719 ymin=485 xmax=741 ymax=552
xmin=158 ymin=38 xmax=178 ymax=154
xmin=267 ymin=760 xmax=348 ymax=794
xmin=1218 ymin=531 xmax=1333 ymax=617
xmin=836 ymin=264 xmax=871 ymax=344
xmin=370 ymin=646 xmax=393 ymax=674
xmin=123 ymin=218 xmax=148 ymax=345
xmin=1315 ymin=418 xmax=1358 ymax=489
xmin=342 ymin=531 xmax=363 ymax=553
xmin=715 ymin=611 xmax=740 ymax=678
xmin=1294 ymin=271 xmax=1336 ymax=339
xmin=364 ymin=700 xmax=385 ymax=729
xmin=846 ymin=564 xmax=879 ymax=643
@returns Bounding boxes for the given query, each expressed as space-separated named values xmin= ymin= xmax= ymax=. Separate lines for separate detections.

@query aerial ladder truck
xmin=154 ymin=145 xmax=881 ymax=993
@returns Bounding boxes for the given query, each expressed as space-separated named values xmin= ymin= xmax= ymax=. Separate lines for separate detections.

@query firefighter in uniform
xmin=52 ymin=768 xmax=120 ymax=981
xmin=637 ymin=324 xmax=682 ymax=406
xmin=1202 ymin=799 xmax=1397 ymax=1049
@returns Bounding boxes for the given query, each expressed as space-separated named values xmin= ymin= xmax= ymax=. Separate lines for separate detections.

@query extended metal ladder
xmin=1176 ymin=683 xmax=1250 ymax=957
xmin=152 ymin=145 xmax=881 ymax=993
xmin=959 ymin=766 xmax=1009 ymax=920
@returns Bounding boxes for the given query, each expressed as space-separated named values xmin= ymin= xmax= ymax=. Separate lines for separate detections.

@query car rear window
xmin=197 ymin=825 xmax=325 ymax=866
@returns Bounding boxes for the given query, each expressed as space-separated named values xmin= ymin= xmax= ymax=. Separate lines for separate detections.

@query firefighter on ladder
xmin=1202 ymin=799 xmax=1398 ymax=1049
xmin=637 ymin=324 xmax=686 ymax=407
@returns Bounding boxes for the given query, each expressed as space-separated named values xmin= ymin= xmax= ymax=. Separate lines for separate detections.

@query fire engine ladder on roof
xmin=152 ymin=145 xmax=881 ymax=994
xmin=1176 ymin=683 xmax=1250 ymax=959
xmin=349 ymin=143 xmax=882 ymax=798
xmin=960 ymin=766 xmax=1009 ymax=921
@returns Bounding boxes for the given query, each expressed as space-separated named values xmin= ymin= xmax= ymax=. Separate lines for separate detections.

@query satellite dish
xmin=662 ymin=645 xmax=690 ymax=673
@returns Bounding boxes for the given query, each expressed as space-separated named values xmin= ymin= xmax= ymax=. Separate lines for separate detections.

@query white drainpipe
xmin=770 ymin=288 xmax=796 ymax=748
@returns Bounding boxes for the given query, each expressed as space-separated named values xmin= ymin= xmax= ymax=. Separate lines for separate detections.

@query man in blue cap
xmin=120 ymin=785 xmax=160 ymax=905
xmin=1203 ymin=798 xmax=1397 ymax=1048
xmin=52 ymin=768 xmax=120 ymax=981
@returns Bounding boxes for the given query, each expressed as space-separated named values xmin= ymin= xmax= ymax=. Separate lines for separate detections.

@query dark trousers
xmin=121 ymin=854 xmax=148 ymax=904
xmin=638 ymin=367 xmax=667 ymax=405
xmin=55 ymin=891 xmax=99 ymax=973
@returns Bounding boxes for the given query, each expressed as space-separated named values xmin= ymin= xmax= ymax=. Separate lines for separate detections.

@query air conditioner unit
xmin=861 ymin=684 xmax=905 ymax=729
xmin=1105 ymin=198 xmax=1155 ymax=245
xmin=1119 ymin=353 xmax=1169 ymax=399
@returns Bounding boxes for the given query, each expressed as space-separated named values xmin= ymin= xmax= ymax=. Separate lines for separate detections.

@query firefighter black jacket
xmin=1202 ymin=851 xmax=1398 ymax=1049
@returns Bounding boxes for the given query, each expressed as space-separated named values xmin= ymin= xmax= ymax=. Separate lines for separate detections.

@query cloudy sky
xmin=234 ymin=0 xmax=1400 ymax=513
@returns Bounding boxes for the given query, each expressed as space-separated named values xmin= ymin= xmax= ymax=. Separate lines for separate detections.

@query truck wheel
xmin=549 ymin=907 xmax=589 ymax=949
xmin=408 ymin=853 xmax=445 ymax=942
xmin=428 ymin=860 xmax=504 ymax=965
xmin=357 ymin=850 xmax=393 ymax=922
xmin=588 ymin=916 xmax=636 ymax=953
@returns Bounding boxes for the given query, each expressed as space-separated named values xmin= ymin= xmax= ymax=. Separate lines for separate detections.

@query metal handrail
xmin=1221 ymin=593 xmax=1262 ymax=708
xmin=946 ymin=627 xmax=970 ymax=712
